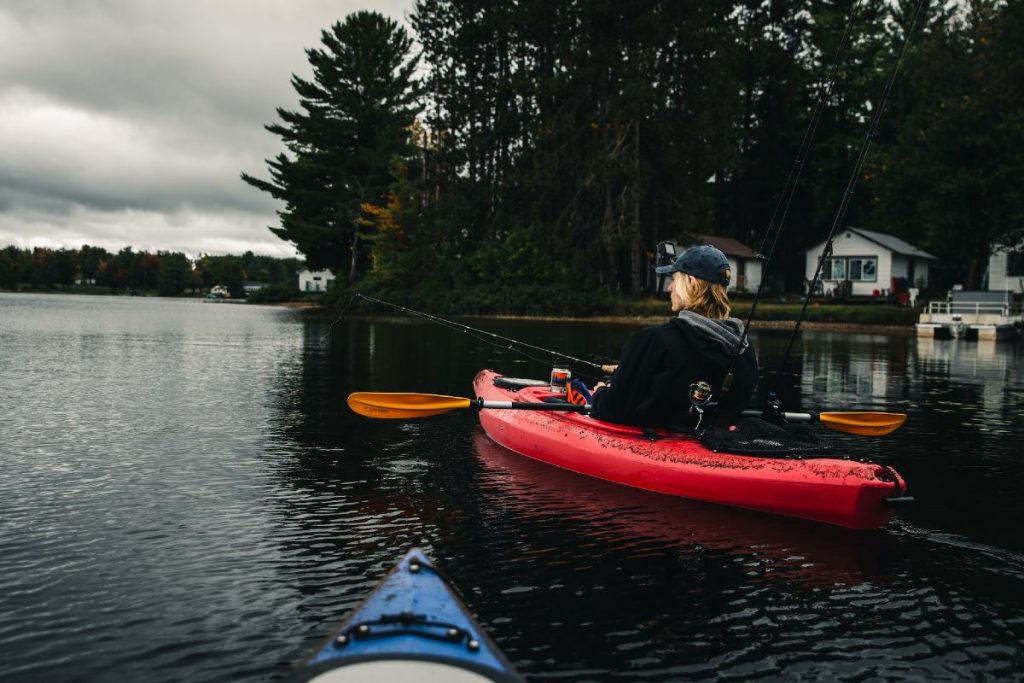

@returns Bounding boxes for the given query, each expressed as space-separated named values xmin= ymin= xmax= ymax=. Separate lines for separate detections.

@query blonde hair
xmin=681 ymin=272 xmax=731 ymax=319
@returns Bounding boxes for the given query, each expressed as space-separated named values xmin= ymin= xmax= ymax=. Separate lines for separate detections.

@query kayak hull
xmin=296 ymin=548 xmax=523 ymax=682
xmin=474 ymin=370 xmax=906 ymax=529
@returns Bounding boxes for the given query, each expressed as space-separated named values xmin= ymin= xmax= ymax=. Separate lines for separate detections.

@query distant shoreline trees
xmin=246 ymin=1 xmax=1022 ymax=294
xmin=0 ymin=244 xmax=302 ymax=297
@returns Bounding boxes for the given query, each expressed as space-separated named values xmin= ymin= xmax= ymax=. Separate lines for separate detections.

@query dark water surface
xmin=2 ymin=292 xmax=1023 ymax=681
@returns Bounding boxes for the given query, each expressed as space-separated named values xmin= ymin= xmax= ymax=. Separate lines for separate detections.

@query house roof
xmin=697 ymin=235 xmax=764 ymax=260
xmin=851 ymin=228 xmax=937 ymax=259
xmin=808 ymin=228 xmax=937 ymax=260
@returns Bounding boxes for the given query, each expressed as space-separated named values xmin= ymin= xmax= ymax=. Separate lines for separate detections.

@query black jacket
xmin=590 ymin=312 xmax=758 ymax=428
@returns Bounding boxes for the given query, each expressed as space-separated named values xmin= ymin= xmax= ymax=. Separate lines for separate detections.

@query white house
xmin=696 ymin=235 xmax=765 ymax=293
xmin=987 ymin=243 xmax=1024 ymax=292
xmin=804 ymin=228 xmax=936 ymax=297
xmin=297 ymin=269 xmax=335 ymax=292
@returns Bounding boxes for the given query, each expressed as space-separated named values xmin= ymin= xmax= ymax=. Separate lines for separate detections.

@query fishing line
xmin=301 ymin=293 xmax=359 ymax=365
xmin=781 ymin=0 xmax=928 ymax=374
xmin=748 ymin=2 xmax=863 ymax=318
xmin=720 ymin=0 xmax=865 ymax=403
xmin=353 ymin=293 xmax=610 ymax=379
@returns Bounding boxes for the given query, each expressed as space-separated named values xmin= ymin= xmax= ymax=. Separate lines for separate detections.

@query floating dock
xmin=916 ymin=290 xmax=1022 ymax=340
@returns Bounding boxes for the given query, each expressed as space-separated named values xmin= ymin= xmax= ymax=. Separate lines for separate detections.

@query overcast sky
xmin=0 ymin=0 xmax=413 ymax=258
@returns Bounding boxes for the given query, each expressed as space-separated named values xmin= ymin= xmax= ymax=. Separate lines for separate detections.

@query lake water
xmin=2 ymin=292 xmax=1023 ymax=681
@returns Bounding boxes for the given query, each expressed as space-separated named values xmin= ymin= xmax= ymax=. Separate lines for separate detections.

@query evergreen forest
xmin=243 ymin=0 xmax=1024 ymax=302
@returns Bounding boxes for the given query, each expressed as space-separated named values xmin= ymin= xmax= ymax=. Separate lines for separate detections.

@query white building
xmin=297 ymin=269 xmax=335 ymax=292
xmin=987 ymin=243 xmax=1024 ymax=292
xmin=804 ymin=228 xmax=936 ymax=297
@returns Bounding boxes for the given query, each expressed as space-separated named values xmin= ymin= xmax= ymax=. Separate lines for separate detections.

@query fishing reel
xmin=656 ymin=240 xmax=678 ymax=267
xmin=688 ymin=380 xmax=714 ymax=430
xmin=654 ymin=240 xmax=678 ymax=296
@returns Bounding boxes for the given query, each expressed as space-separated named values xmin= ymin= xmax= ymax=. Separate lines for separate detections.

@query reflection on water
xmin=758 ymin=330 xmax=1024 ymax=547
xmin=472 ymin=432 xmax=896 ymax=587
xmin=915 ymin=336 xmax=1024 ymax=428
xmin=1 ymin=294 xmax=1023 ymax=681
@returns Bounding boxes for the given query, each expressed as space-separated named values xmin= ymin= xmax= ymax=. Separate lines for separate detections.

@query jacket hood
xmin=670 ymin=311 xmax=748 ymax=362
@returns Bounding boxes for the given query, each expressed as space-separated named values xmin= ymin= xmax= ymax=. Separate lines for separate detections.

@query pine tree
xmin=242 ymin=11 xmax=421 ymax=280
xmin=866 ymin=0 xmax=1024 ymax=288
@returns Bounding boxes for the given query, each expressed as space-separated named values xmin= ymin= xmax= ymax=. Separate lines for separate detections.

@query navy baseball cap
xmin=655 ymin=245 xmax=731 ymax=286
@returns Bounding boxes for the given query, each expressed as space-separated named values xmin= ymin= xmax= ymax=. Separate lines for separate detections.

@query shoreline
xmin=311 ymin=308 xmax=918 ymax=336
xmin=0 ymin=291 xmax=917 ymax=335
xmin=472 ymin=315 xmax=917 ymax=336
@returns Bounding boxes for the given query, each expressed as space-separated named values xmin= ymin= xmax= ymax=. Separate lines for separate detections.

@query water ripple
xmin=2 ymin=297 xmax=1023 ymax=681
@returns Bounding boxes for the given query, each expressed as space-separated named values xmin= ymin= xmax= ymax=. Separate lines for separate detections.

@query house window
xmin=848 ymin=257 xmax=877 ymax=282
xmin=819 ymin=259 xmax=843 ymax=280
xmin=823 ymin=257 xmax=876 ymax=281
xmin=1008 ymin=251 xmax=1024 ymax=277
xmin=824 ymin=258 xmax=845 ymax=280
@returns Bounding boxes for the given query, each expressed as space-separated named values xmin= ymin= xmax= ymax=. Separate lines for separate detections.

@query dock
xmin=916 ymin=290 xmax=1022 ymax=340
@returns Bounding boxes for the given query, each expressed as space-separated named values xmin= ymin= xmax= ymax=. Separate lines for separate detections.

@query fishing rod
xmin=780 ymin=0 xmax=928 ymax=374
xmin=352 ymin=293 xmax=609 ymax=375
xmin=719 ymin=0 xmax=864 ymax=404
xmin=718 ymin=0 xmax=926 ymax=421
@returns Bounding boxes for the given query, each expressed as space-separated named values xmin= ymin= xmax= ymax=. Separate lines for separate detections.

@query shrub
xmin=247 ymin=282 xmax=301 ymax=304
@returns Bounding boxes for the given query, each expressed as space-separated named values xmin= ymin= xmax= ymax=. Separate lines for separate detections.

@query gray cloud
xmin=0 ymin=0 xmax=413 ymax=256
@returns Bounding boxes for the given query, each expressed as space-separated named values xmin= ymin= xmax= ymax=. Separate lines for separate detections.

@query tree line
xmin=245 ymin=1 xmax=1022 ymax=296
xmin=0 ymin=244 xmax=302 ymax=297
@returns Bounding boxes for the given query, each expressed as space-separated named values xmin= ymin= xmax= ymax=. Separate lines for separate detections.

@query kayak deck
xmin=297 ymin=548 xmax=523 ymax=682
xmin=474 ymin=369 xmax=908 ymax=529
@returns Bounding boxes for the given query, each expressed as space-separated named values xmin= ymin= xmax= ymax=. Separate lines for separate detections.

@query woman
xmin=590 ymin=245 xmax=758 ymax=429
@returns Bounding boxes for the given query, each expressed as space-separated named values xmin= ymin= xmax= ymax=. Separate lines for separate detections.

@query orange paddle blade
xmin=819 ymin=411 xmax=907 ymax=436
xmin=347 ymin=392 xmax=473 ymax=419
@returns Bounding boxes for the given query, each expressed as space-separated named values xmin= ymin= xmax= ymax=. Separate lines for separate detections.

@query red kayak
xmin=473 ymin=369 xmax=908 ymax=529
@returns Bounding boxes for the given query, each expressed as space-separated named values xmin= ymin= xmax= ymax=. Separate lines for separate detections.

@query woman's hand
xmin=600 ymin=364 xmax=618 ymax=375
xmin=593 ymin=381 xmax=610 ymax=392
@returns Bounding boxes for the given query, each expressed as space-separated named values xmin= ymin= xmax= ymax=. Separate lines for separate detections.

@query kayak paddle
xmin=349 ymin=392 xmax=905 ymax=435
xmin=347 ymin=392 xmax=590 ymax=419
xmin=740 ymin=409 xmax=906 ymax=436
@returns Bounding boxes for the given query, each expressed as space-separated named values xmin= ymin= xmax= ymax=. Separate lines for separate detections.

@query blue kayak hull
xmin=295 ymin=549 xmax=524 ymax=682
